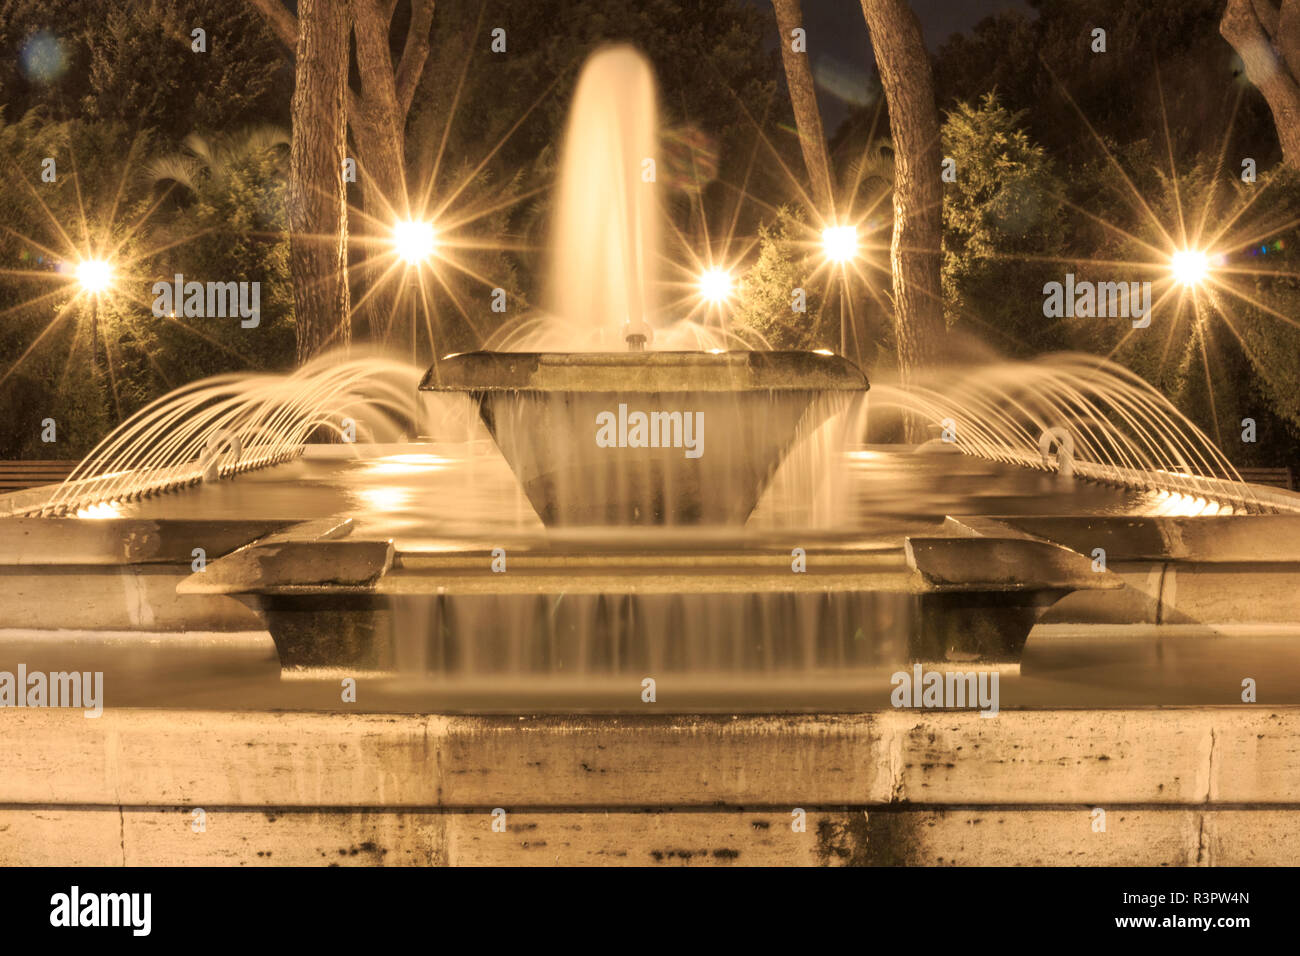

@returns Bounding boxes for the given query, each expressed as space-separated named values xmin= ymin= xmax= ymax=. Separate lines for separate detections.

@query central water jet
xmin=549 ymin=44 xmax=660 ymax=348
xmin=422 ymin=45 xmax=869 ymax=525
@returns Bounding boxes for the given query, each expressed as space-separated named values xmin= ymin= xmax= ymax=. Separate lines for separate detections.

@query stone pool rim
xmin=419 ymin=349 xmax=870 ymax=393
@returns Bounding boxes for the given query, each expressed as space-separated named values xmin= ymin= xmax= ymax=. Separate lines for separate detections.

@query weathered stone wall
xmin=3 ymin=708 xmax=1297 ymax=865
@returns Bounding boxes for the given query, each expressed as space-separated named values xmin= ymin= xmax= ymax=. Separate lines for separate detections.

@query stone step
xmin=1 ymin=806 xmax=1292 ymax=866
xmin=0 ymin=566 xmax=263 ymax=630
xmin=1043 ymin=561 xmax=1300 ymax=625
xmin=3 ymin=708 xmax=1296 ymax=808
xmin=0 ymin=517 xmax=296 ymax=565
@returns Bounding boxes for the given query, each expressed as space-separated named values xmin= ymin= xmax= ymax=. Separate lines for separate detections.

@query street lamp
xmin=75 ymin=258 xmax=113 ymax=294
xmin=1171 ymin=249 xmax=1211 ymax=287
xmin=821 ymin=226 xmax=858 ymax=265
xmin=697 ymin=267 xmax=734 ymax=306
xmin=391 ymin=220 xmax=437 ymax=361
xmin=821 ymin=225 xmax=858 ymax=357
xmin=393 ymin=219 xmax=437 ymax=266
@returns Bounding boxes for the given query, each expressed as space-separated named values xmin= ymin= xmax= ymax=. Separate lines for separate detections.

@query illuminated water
xmin=10 ymin=45 xmax=1294 ymax=697
xmin=488 ymin=44 xmax=745 ymax=351
xmin=547 ymin=45 xmax=659 ymax=347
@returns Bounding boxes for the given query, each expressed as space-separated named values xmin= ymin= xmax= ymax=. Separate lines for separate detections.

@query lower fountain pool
xmin=35 ymin=439 xmax=1236 ymax=543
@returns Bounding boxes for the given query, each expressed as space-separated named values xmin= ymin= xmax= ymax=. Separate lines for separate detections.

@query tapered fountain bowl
xmin=419 ymin=350 xmax=869 ymax=525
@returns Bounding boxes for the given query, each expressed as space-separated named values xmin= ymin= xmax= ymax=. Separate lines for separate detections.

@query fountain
xmin=5 ymin=44 xmax=1300 ymax=866
xmin=4 ymin=44 xmax=1297 ymax=680
xmin=417 ymin=46 xmax=871 ymax=526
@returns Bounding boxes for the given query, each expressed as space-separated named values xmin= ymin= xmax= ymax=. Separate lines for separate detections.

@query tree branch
xmin=1224 ymin=0 xmax=1297 ymax=92
xmin=395 ymin=0 xmax=436 ymax=116
xmin=1223 ymin=0 xmax=1300 ymax=165
xmin=246 ymin=0 xmax=299 ymax=58
xmin=770 ymin=0 xmax=835 ymax=218
xmin=1277 ymin=0 xmax=1300 ymax=77
xmin=1253 ymin=0 xmax=1281 ymax=38
xmin=353 ymin=0 xmax=398 ymax=104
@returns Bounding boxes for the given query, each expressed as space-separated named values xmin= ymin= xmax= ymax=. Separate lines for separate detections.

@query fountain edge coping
xmin=2 ymin=706 xmax=1296 ymax=808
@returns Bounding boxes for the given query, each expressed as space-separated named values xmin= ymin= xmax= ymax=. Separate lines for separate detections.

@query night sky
xmin=745 ymin=0 xmax=1035 ymax=133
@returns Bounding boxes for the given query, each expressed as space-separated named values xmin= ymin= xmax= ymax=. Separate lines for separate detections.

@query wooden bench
xmin=0 ymin=460 xmax=80 ymax=492
xmin=1237 ymin=466 xmax=1295 ymax=491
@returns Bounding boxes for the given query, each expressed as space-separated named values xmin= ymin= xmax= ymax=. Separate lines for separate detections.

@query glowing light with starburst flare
xmin=1170 ymin=249 xmax=1211 ymax=288
xmin=74 ymin=258 xmax=114 ymax=294
xmin=697 ymin=267 xmax=734 ymax=304
xmin=821 ymin=225 xmax=858 ymax=264
xmin=392 ymin=219 xmax=437 ymax=265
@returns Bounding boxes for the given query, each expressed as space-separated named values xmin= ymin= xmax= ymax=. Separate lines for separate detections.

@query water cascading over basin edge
xmin=420 ymin=350 xmax=868 ymax=525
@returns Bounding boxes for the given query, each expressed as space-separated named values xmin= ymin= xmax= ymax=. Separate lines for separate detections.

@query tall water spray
xmin=549 ymin=45 xmax=660 ymax=348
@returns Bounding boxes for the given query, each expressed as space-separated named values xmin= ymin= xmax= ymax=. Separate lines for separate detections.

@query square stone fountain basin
xmin=420 ymin=350 xmax=868 ymax=525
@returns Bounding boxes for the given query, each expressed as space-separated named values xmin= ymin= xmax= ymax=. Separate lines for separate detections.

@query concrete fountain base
xmin=3 ymin=707 xmax=1298 ymax=865
xmin=5 ymin=445 xmax=1300 ymax=864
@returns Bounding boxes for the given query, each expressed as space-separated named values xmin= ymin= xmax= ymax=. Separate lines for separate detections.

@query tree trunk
xmin=288 ymin=0 xmax=351 ymax=363
xmin=352 ymin=0 xmax=418 ymax=344
xmin=771 ymin=0 xmax=836 ymax=219
xmin=1222 ymin=0 xmax=1300 ymax=167
xmin=246 ymin=0 xmax=436 ymax=351
xmin=352 ymin=120 xmax=409 ymax=343
xmin=860 ymin=0 xmax=945 ymax=407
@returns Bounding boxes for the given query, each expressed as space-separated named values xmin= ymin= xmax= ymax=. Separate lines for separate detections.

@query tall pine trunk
xmin=246 ymin=0 xmax=436 ymax=354
xmin=351 ymin=0 xmax=436 ymax=348
xmin=771 ymin=0 xmax=835 ymax=218
xmin=352 ymin=0 xmax=414 ymax=345
xmin=288 ymin=0 xmax=351 ymax=363
xmin=861 ymin=0 xmax=945 ymax=411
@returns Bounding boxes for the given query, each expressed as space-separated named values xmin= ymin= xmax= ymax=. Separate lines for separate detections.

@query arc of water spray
xmin=860 ymin=354 xmax=1286 ymax=514
xmin=21 ymin=352 xmax=425 ymax=517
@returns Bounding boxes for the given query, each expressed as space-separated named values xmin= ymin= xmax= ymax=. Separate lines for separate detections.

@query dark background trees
xmin=0 ymin=0 xmax=792 ymax=456
xmin=0 ymin=0 xmax=1298 ymax=470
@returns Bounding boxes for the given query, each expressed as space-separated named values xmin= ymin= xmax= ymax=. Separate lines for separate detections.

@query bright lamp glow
xmin=821 ymin=225 xmax=858 ymax=263
xmin=75 ymin=258 xmax=113 ymax=294
xmin=393 ymin=220 xmax=437 ymax=265
xmin=1171 ymin=249 xmax=1210 ymax=287
xmin=698 ymin=268 xmax=734 ymax=304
